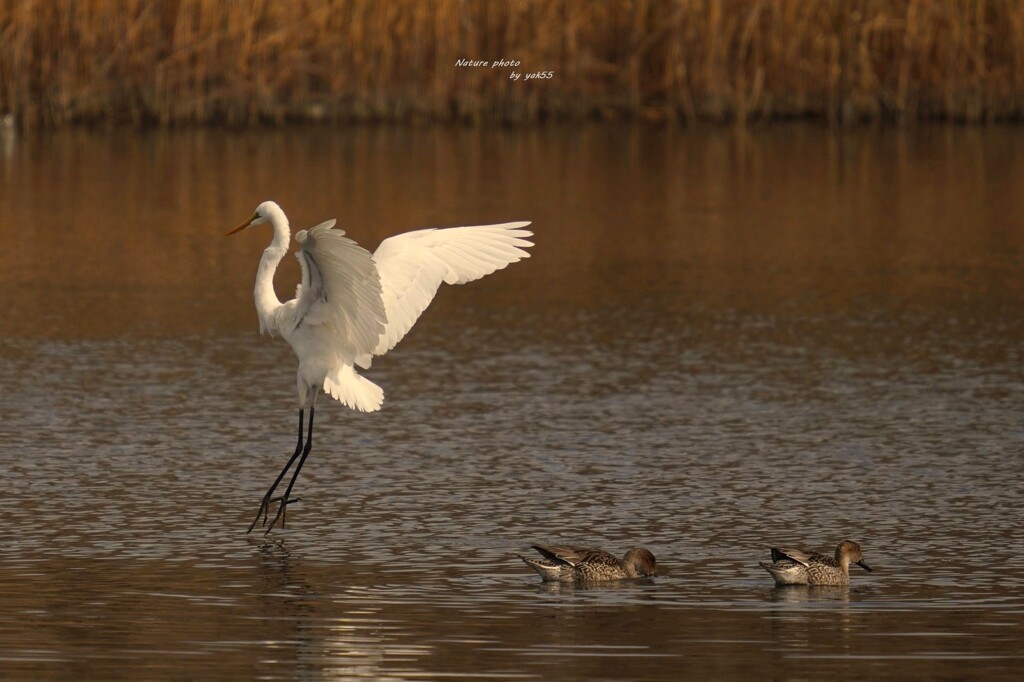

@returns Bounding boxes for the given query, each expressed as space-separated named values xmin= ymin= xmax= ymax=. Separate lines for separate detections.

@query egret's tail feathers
xmin=324 ymin=365 xmax=384 ymax=413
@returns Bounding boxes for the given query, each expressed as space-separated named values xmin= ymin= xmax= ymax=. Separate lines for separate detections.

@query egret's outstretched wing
xmin=293 ymin=220 xmax=387 ymax=365
xmin=357 ymin=221 xmax=533 ymax=366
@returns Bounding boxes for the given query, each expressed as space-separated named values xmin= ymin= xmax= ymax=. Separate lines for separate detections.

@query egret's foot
xmin=247 ymin=495 xmax=301 ymax=534
xmin=263 ymin=496 xmax=301 ymax=535
xmin=247 ymin=496 xmax=273 ymax=534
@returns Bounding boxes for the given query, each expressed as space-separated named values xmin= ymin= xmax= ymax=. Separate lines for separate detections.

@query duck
xmin=521 ymin=544 xmax=657 ymax=582
xmin=760 ymin=540 xmax=873 ymax=586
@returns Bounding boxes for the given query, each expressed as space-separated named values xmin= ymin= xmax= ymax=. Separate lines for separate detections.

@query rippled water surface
xmin=1 ymin=124 xmax=1022 ymax=679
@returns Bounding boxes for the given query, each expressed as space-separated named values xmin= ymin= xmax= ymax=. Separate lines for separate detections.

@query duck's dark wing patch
xmin=770 ymin=546 xmax=812 ymax=567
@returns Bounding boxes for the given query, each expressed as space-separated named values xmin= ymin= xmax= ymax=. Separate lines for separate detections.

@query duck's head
xmin=623 ymin=547 xmax=657 ymax=577
xmin=837 ymin=540 xmax=872 ymax=572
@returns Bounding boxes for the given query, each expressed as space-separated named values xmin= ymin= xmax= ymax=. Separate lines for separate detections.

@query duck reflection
xmin=767 ymin=584 xmax=852 ymax=605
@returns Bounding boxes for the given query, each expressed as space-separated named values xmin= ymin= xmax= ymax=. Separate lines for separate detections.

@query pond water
xmin=0 ymin=123 xmax=1022 ymax=679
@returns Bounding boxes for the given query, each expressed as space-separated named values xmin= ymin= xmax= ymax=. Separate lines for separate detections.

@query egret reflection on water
xmin=227 ymin=201 xmax=533 ymax=533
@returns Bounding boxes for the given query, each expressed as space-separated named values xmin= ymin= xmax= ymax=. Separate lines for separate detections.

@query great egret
xmin=227 ymin=201 xmax=533 ymax=533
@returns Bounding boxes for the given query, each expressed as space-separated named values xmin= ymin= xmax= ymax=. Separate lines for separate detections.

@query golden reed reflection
xmin=0 ymin=125 xmax=1021 ymax=338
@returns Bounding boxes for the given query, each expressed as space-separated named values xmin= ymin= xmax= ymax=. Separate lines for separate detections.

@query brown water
xmin=0 ymin=123 xmax=1022 ymax=680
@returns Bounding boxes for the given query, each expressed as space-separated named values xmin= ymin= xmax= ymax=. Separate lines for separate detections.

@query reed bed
xmin=2 ymin=0 xmax=1023 ymax=127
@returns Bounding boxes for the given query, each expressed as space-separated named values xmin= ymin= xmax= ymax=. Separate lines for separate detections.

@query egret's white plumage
xmin=227 ymin=200 xmax=533 ymax=532
xmin=362 ymin=225 xmax=538 ymax=364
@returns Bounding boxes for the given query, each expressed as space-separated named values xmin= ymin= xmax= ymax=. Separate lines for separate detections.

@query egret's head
xmin=226 ymin=201 xmax=282 ymax=236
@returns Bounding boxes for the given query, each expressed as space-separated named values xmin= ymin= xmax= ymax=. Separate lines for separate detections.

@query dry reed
xmin=1 ymin=0 xmax=1023 ymax=127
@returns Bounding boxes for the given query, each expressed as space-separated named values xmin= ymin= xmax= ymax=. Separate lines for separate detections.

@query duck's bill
xmin=857 ymin=560 xmax=873 ymax=572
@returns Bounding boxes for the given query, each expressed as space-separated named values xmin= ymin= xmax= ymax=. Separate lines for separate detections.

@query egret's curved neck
xmin=255 ymin=212 xmax=291 ymax=334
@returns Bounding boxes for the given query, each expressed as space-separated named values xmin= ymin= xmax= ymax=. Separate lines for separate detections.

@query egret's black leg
xmin=247 ymin=409 xmax=305 ymax=534
xmin=265 ymin=406 xmax=315 ymax=534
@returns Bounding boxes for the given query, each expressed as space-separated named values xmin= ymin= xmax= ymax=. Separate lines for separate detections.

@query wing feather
xmin=532 ymin=545 xmax=620 ymax=568
xmin=357 ymin=221 xmax=532 ymax=366
xmin=532 ymin=544 xmax=587 ymax=566
xmin=771 ymin=547 xmax=812 ymax=567
xmin=293 ymin=220 xmax=387 ymax=365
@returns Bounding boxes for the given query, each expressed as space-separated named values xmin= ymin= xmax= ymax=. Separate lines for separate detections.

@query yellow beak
xmin=226 ymin=215 xmax=254 ymax=236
